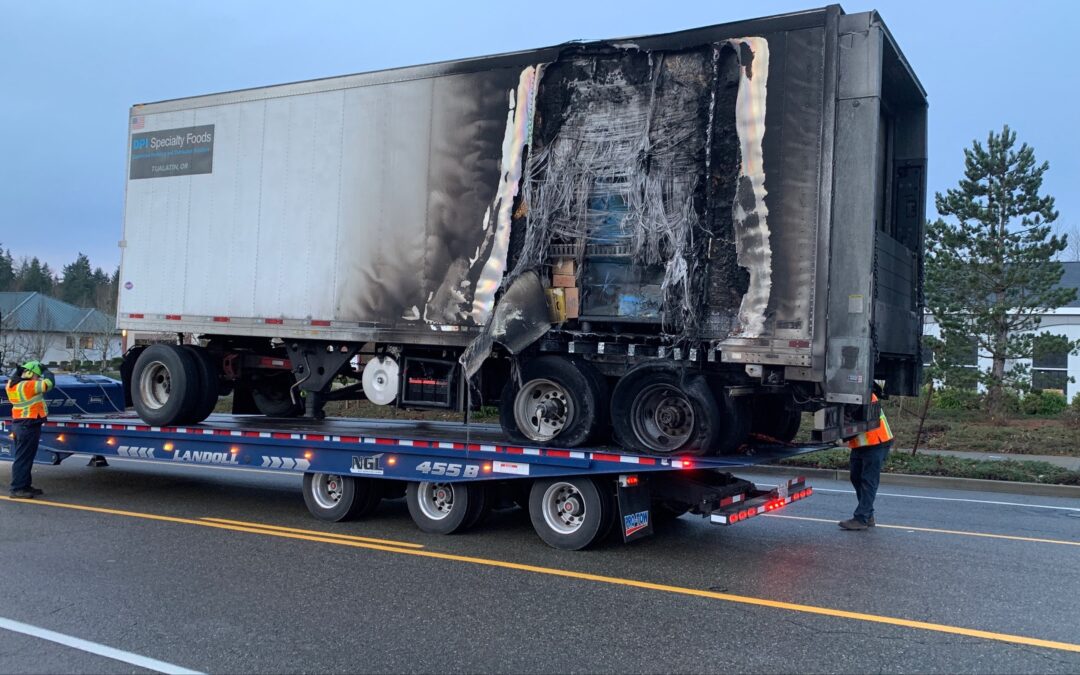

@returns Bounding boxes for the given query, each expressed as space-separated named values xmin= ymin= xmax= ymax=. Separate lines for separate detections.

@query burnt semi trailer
xmin=118 ymin=5 xmax=927 ymax=456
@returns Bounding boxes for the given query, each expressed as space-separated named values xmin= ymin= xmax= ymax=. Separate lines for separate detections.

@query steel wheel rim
xmin=630 ymin=383 xmax=695 ymax=453
xmin=514 ymin=378 xmax=575 ymax=442
xmin=138 ymin=360 xmax=172 ymax=411
xmin=417 ymin=482 xmax=455 ymax=521
xmin=311 ymin=473 xmax=344 ymax=510
xmin=542 ymin=481 xmax=586 ymax=534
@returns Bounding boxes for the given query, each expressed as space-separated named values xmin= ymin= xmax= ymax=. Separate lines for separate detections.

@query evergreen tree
xmin=0 ymin=246 xmax=14 ymax=291
xmin=60 ymin=252 xmax=96 ymax=307
xmin=16 ymin=257 xmax=56 ymax=294
xmin=926 ymin=125 xmax=1078 ymax=419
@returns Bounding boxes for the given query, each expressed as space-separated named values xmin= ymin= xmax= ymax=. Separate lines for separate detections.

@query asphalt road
xmin=1 ymin=457 xmax=1078 ymax=674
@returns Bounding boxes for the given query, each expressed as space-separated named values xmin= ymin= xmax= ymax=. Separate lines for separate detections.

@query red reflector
xmin=265 ymin=318 xmax=284 ymax=325
xmin=165 ymin=314 xmax=182 ymax=320
xmin=127 ymin=313 xmax=144 ymax=319
xmin=311 ymin=320 xmax=331 ymax=327
xmin=212 ymin=316 xmax=230 ymax=323
xmin=626 ymin=475 xmax=639 ymax=486
xmin=788 ymin=339 xmax=811 ymax=349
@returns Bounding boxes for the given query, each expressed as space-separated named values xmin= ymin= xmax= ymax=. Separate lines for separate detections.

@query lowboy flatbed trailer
xmin=1 ymin=414 xmax=820 ymax=550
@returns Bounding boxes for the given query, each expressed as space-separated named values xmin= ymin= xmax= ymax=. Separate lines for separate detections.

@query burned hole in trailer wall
xmin=507 ymin=42 xmax=751 ymax=339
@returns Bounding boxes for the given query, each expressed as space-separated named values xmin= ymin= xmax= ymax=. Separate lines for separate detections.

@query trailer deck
xmin=2 ymin=414 xmax=824 ymax=548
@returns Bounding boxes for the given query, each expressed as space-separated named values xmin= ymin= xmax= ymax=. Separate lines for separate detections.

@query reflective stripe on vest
xmin=847 ymin=393 xmax=894 ymax=449
xmin=6 ymin=379 xmax=51 ymax=419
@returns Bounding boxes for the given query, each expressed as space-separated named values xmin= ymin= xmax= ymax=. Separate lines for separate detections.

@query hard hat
xmin=21 ymin=360 xmax=43 ymax=376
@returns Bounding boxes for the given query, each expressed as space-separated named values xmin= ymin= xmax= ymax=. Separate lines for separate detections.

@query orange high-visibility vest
xmin=847 ymin=393 xmax=893 ymax=449
xmin=6 ymin=377 xmax=53 ymax=420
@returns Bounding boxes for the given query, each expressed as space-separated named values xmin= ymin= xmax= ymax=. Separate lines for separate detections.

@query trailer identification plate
xmin=492 ymin=460 xmax=529 ymax=476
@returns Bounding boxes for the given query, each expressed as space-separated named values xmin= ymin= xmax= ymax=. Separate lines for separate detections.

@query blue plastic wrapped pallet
xmin=1 ymin=374 xmax=125 ymax=417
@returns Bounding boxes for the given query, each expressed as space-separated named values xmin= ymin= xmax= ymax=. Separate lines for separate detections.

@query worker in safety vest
xmin=5 ymin=360 xmax=55 ymax=498
xmin=837 ymin=387 xmax=893 ymax=531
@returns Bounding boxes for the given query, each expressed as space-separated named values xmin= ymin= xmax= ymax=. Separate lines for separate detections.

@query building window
xmin=1033 ymin=334 xmax=1069 ymax=393
xmin=80 ymin=336 xmax=94 ymax=350
xmin=66 ymin=336 xmax=75 ymax=349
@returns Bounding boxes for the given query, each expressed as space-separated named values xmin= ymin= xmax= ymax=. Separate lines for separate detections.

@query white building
xmin=922 ymin=262 xmax=1080 ymax=399
xmin=0 ymin=292 xmax=122 ymax=369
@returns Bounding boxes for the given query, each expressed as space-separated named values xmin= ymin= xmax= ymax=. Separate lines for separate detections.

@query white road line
xmin=810 ymin=487 xmax=1080 ymax=512
xmin=0 ymin=617 xmax=203 ymax=675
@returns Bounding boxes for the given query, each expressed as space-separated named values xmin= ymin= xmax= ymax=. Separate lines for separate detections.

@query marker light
xmin=106 ymin=438 xmax=115 ymax=446
xmin=387 ymin=456 xmax=397 ymax=466
xmin=56 ymin=434 xmax=65 ymax=442
xmin=230 ymin=446 xmax=240 ymax=455
xmin=303 ymin=450 xmax=313 ymax=460
xmin=163 ymin=442 xmax=174 ymax=451
xmin=483 ymin=463 xmax=492 ymax=473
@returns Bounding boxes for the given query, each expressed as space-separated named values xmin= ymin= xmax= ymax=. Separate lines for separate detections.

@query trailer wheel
xmin=406 ymin=481 xmax=487 ymax=534
xmin=182 ymin=345 xmax=219 ymax=424
xmin=131 ymin=344 xmax=201 ymax=427
xmin=303 ymin=473 xmax=381 ymax=522
xmin=611 ymin=366 xmax=721 ymax=456
xmin=529 ymin=477 xmax=612 ymax=550
xmin=252 ymin=373 xmax=303 ymax=417
xmin=499 ymin=356 xmax=600 ymax=447
xmin=750 ymin=394 xmax=802 ymax=443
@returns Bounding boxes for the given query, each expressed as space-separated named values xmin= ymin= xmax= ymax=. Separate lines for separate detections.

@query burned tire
xmin=406 ymin=481 xmax=488 ymax=534
xmin=750 ymin=394 xmax=802 ymax=444
xmin=499 ymin=356 xmax=601 ymax=448
xmin=303 ymin=473 xmax=381 ymax=522
xmin=529 ymin=477 xmax=613 ymax=550
xmin=577 ymin=360 xmax=612 ymax=445
xmin=181 ymin=345 xmax=219 ymax=424
xmin=131 ymin=344 xmax=201 ymax=427
xmin=252 ymin=372 xmax=302 ymax=417
xmin=611 ymin=366 xmax=723 ymax=456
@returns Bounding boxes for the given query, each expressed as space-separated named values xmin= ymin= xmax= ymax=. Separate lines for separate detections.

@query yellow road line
xmin=200 ymin=517 xmax=424 ymax=548
xmin=765 ymin=514 xmax=1080 ymax=547
xmin=3 ymin=496 xmax=1079 ymax=654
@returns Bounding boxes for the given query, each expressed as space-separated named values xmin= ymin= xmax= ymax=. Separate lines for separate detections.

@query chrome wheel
xmin=541 ymin=481 xmax=586 ymax=534
xmin=513 ymin=378 xmax=575 ymax=442
xmin=416 ymin=482 xmax=455 ymax=521
xmin=310 ymin=473 xmax=345 ymax=510
xmin=138 ymin=360 xmax=172 ymax=411
xmin=630 ymin=383 xmax=695 ymax=453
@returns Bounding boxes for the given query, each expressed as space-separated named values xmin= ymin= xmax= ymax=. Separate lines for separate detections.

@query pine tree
xmin=0 ymin=246 xmax=14 ymax=291
xmin=926 ymin=125 xmax=1078 ymax=420
xmin=60 ymin=253 xmax=96 ymax=307
xmin=16 ymin=257 xmax=56 ymax=294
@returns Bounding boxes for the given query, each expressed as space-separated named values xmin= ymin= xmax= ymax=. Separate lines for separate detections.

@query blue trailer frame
xmin=2 ymin=414 xmax=821 ymax=549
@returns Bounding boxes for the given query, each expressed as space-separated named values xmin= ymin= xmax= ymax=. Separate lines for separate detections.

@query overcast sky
xmin=1 ymin=0 xmax=1076 ymax=272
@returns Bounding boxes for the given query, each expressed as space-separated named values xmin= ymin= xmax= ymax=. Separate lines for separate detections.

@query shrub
xmin=1021 ymin=390 xmax=1068 ymax=416
xmin=933 ymin=387 xmax=983 ymax=411
xmin=1072 ymin=392 xmax=1080 ymax=410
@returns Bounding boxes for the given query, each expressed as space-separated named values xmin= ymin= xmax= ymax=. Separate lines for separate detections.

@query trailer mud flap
xmin=616 ymin=476 xmax=654 ymax=543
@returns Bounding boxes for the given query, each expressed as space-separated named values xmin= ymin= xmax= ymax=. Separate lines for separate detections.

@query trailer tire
xmin=576 ymin=360 xmax=611 ymax=444
xmin=750 ymin=394 xmax=801 ymax=444
xmin=131 ymin=344 xmax=201 ymax=427
xmin=610 ymin=366 xmax=721 ymax=456
xmin=252 ymin=373 xmax=303 ymax=417
xmin=529 ymin=477 xmax=612 ymax=550
xmin=499 ymin=356 xmax=600 ymax=448
xmin=182 ymin=345 xmax=219 ymax=424
xmin=303 ymin=473 xmax=381 ymax=522
xmin=406 ymin=481 xmax=486 ymax=535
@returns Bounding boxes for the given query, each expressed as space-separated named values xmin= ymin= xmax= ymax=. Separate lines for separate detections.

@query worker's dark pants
xmin=849 ymin=441 xmax=892 ymax=523
xmin=9 ymin=418 xmax=44 ymax=492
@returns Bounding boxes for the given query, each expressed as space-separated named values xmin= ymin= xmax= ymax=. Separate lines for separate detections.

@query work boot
xmin=9 ymin=489 xmax=35 ymax=499
xmin=838 ymin=517 xmax=868 ymax=530
xmin=27 ymin=487 xmax=44 ymax=496
xmin=867 ymin=516 xmax=876 ymax=527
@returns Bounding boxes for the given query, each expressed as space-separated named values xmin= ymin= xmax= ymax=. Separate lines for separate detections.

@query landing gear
xmin=302 ymin=472 xmax=382 ymax=521
xmin=499 ymin=356 xmax=604 ymax=447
